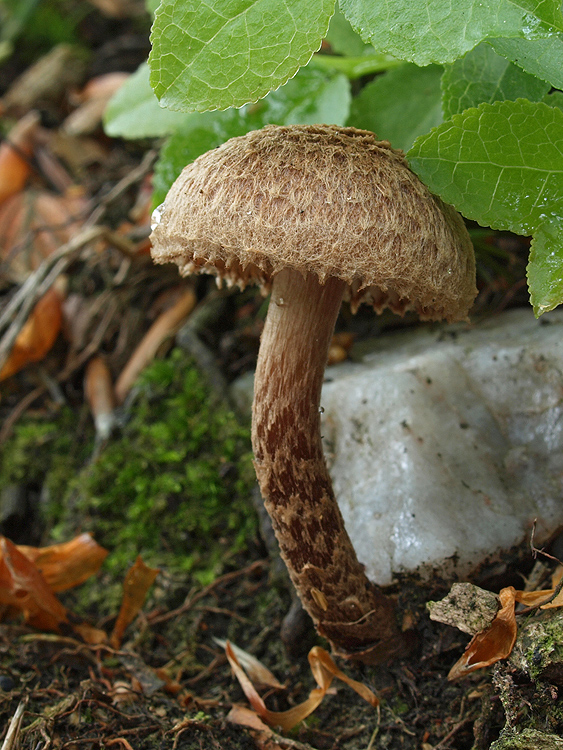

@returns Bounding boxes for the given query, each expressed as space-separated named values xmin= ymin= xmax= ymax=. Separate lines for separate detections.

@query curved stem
xmin=252 ymin=267 xmax=405 ymax=661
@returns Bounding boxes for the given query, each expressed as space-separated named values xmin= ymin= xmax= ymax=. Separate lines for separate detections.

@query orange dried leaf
xmin=0 ymin=536 xmax=70 ymax=632
xmin=72 ymin=621 xmax=109 ymax=645
xmin=110 ymin=556 xmax=159 ymax=649
xmin=64 ymin=73 xmax=129 ymax=136
xmin=0 ymin=189 xmax=87 ymax=282
xmin=448 ymin=587 xmax=518 ymax=680
xmin=515 ymin=587 xmax=563 ymax=610
xmin=0 ymin=536 xmax=107 ymax=644
xmin=309 ymin=646 xmax=379 ymax=709
xmin=0 ymin=279 xmax=66 ymax=381
xmin=225 ymin=641 xmax=378 ymax=731
xmin=33 ymin=190 xmax=87 ymax=256
xmin=17 ymin=533 xmax=108 ymax=592
xmin=228 ymin=704 xmax=273 ymax=733
xmin=114 ymin=287 xmax=197 ymax=403
xmin=84 ymin=356 xmax=116 ymax=440
xmin=227 ymin=705 xmax=289 ymax=750
xmin=215 ymin=638 xmax=285 ymax=690
xmin=0 ymin=112 xmax=39 ymax=205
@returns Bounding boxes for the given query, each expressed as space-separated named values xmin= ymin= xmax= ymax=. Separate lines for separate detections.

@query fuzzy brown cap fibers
xmin=150 ymin=124 xmax=477 ymax=322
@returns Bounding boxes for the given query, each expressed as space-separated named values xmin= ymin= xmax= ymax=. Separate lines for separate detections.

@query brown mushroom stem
xmin=252 ymin=267 xmax=405 ymax=662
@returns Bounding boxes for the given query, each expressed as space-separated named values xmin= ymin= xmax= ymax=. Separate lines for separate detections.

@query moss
xmin=64 ymin=350 xmax=256 ymax=579
xmin=512 ymin=610 xmax=563 ymax=684
xmin=490 ymin=728 xmax=563 ymax=749
xmin=0 ymin=407 xmax=91 ymax=498
xmin=1 ymin=350 xmax=257 ymax=613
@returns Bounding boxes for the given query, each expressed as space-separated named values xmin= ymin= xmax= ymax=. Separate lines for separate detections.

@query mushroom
xmin=150 ymin=124 xmax=477 ymax=663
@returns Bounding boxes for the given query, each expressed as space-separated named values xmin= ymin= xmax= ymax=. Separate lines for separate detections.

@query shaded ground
xmin=0 ymin=554 xmax=508 ymax=750
xmin=0 ymin=3 xmax=556 ymax=748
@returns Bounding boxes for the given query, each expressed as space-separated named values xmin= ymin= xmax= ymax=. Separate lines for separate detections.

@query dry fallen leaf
xmin=225 ymin=641 xmax=378 ymax=731
xmin=17 ymin=532 xmax=108 ymax=592
xmin=0 ymin=45 xmax=86 ymax=116
xmin=84 ymin=356 xmax=116 ymax=441
xmin=0 ymin=277 xmax=67 ymax=381
xmin=0 ymin=112 xmax=39 ymax=205
xmin=114 ymin=286 xmax=197 ymax=403
xmin=64 ymin=73 xmax=130 ymax=136
xmin=227 ymin=706 xmax=298 ymax=750
xmin=215 ymin=639 xmax=285 ymax=691
xmin=0 ymin=188 xmax=87 ymax=282
xmin=446 ymin=578 xmax=563 ymax=681
xmin=110 ymin=556 xmax=160 ymax=649
xmin=0 ymin=536 xmax=106 ymax=643
xmin=448 ymin=587 xmax=518 ymax=680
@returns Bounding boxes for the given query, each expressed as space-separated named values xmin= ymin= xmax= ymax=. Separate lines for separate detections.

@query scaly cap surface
xmin=150 ymin=124 xmax=477 ymax=322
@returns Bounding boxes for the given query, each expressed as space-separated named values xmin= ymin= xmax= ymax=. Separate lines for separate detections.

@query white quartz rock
xmin=320 ymin=308 xmax=563 ymax=585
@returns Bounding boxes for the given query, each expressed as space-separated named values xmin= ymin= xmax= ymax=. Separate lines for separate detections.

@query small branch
xmin=0 ymin=225 xmax=105 ymax=373
xmin=85 ymin=149 xmax=157 ymax=227
xmin=0 ymin=293 xmax=118 ymax=443
xmin=1 ymin=698 xmax=27 ymax=750
xmin=516 ymin=520 xmax=563 ymax=616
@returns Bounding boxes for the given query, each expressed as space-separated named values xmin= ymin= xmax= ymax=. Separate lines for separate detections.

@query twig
xmin=0 ymin=225 xmax=105 ymax=373
xmin=1 ymin=698 xmax=27 ymax=750
xmin=365 ymin=704 xmax=381 ymax=750
xmin=0 ymin=226 xmax=103 ymax=331
xmin=530 ymin=519 xmax=563 ymax=565
xmin=516 ymin=519 xmax=563 ymax=615
xmin=0 ymin=294 xmax=118 ymax=443
xmin=85 ymin=149 xmax=157 ymax=227
xmin=147 ymin=560 xmax=267 ymax=626
xmin=0 ymin=147 xmax=156 ymax=374
xmin=432 ymin=717 xmax=473 ymax=749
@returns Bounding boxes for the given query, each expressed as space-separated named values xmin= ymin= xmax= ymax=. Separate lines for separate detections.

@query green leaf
xmin=152 ymin=66 xmax=351 ymax=206
xmin=148 ymin=0 xmax=335 ymax=112
xmin=544 ymin=90 xmax=563 ymax=112
xmin=103 ymin=62 xmax=194 ymax=139
xmin=527 ymin=219 xmax=563 ymax=315
xmin=146 ymin=0 xmax=160 ymax=15
xmin=489 ymin=34 xmax=563 ymax=89
xmin=348 ymin=64 xmax=443 ymax=152
xmin=310 ymin=52 xmax=402 ymax=79
xmin=339 ymin=0 xmax=563 ymax=65
xmin=442 ymin=43 xmax=551 ymax=118
xmin=325 ymin=3 xmax=372 ymax=56
xmin=408 ymin=99 xmax=563 ymax=236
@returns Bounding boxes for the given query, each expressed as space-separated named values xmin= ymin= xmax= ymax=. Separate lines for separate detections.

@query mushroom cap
xmin=150 ymin=124 xmax=477 ymax=322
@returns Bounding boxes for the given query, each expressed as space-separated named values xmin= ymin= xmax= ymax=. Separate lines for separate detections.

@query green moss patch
xmin=1 ymin=349 xmax=257 ymax=597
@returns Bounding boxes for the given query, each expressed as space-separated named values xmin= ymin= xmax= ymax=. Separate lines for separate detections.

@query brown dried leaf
xmin=0 ymin=46 xmax=86 ymax=115
xmin=515 ymin=586 xmax=563 ymax=610
xmin=0 ymin=536 xmax=107 ymax=644
xmin=0 ymin=537 xmax=70 ymax=632
xmin=225 ymin=641 xmax=378 ymax=731
xmin=0 ymin=112 xmax=39 ymax=205
xmin=0 ymin=189 xmax=87 ymax=282
xmin=0 ymin=278 xmax=66 ymax=381
xmin=227 ymin=706 xmax=290 ymax=750
xmin=64 ymin=73 xmax=130 ymax=136
xmin=215 ymin=638 xmax=285 ymax=690
xmin=448 ymin=587 xmax=518 ymax=680
xmin=110 ymin=556 xmax=159 ymax=649
xmin=84 ymin=356 xmax=116 ymax=440
xmin=85 ymin=0 xmax=145 ymax=18
xmin=114 ymin=286 xmax=197 ymax=403
xmin=17 ymin=533 xmax=108 ymax=592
